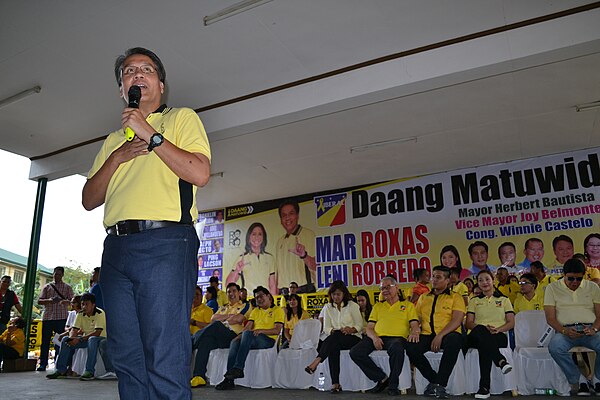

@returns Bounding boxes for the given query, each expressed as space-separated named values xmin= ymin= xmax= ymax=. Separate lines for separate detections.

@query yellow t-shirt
xmin=274 ymin=226 xmax=316 ymax=288
xmin=416 ymin=290 xmax=466 ymax=335
xmin=230 ymin=252 xmax=274 ymax=292
xmin=467 ymin=295 xmax=514 ymax=328
xmin=369 ymin=299 xmax=418 ymax=338
xmin=87 ymin=107 xmax=211 ymax=227
xmin=284 ymin=310 xmax=309 ymax=336
xmin=585 ymin=267 xmax=600 ymax=281
xmin=451 ymin=282 xmax=469 ymax=298
xmin=249 ymin=306 xmax=285 ymax=340
xmin=513 ymin=292 xmax=543 ymax=313
xmin=535 ymin=275 xmax=555 ymax=298
xmin=73 ymin=308 xmax=107 ymax=336
xmin=544 ymin=278 xmax=600 ymax=325
xmin=216 ymin=301 xmax=252 ymax=334
xmin=496 ymin=281 xmax=520 ymax=304
xmin=0 ymin=328 xmax=25 ymax=357
xmin=190 ymin=303 xmax=214 ymax=335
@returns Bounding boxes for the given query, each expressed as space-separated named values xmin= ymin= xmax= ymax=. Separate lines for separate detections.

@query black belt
xmin=564 ymin=323 xmax=591 ymax=327
xmin=106 ymin=220 xmax=188 ymax=236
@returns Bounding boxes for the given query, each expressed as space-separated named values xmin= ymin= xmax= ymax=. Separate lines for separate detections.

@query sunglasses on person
xmin=566 ymin=276 xmax=584 ymax=282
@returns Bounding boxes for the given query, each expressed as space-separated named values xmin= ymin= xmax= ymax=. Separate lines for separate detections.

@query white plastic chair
xmin=206 ymin=331 xmax=280 ymax=388
xmin=71 ymin=347 xmax=106 ymax=376
xmin=513 ymin=310 xmax=571 ymax=395
xmin=273 ymin=319 xmax=321 ymax=388
xmin=313 ymin=349 xmax=411 ymax=392
xmin=414 ymin=351 xmax=467 ymax=395
xmin=464 ymin=332 xmax=517 ymax=395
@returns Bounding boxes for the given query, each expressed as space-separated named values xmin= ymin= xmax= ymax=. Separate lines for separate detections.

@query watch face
xmin=153 ymin=135 xmax=162 ymax=144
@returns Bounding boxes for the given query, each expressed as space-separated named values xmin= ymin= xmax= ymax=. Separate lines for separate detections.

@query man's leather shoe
xmin=367 ymin=378 xmax=389 ymax=393
xmin=387 ymin=388 xmax=400 ymax=396
xmin=215 ymin=378 xmax=235 ymax=390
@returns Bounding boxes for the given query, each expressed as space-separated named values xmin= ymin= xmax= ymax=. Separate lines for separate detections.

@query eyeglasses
xmin=566 ymin=276 xmax=584 ymax=282
xmin=518 ymin=281 xmax=532 ymax=285
xmin=122 ymin=64 xmax=156 ymax=76
xmin=379 ymin=284 xmax=396 ymax=290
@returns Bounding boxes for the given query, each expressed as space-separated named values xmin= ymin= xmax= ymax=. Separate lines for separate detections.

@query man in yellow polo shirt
xmin=190 ymin=286 xmax=213 ymax=335
xmin=191 ymin=283 xmax=251 ymax=387
xmin=406 ymin=266 xmax=466 ymax=399
xmin=215 ymin=286 xmax=284 ymax=390
xmin=350 ymin=276 xmax=420 ymax=396
xmin=270 ymin=200 xmax=317 ymax=294
xmin=531 ymin=261 xmax=555 ymax=298
xmin=82 ymin=47 xmax=211 ymax=400
xmin=513 ymin=273 xmax=543 ymax=313
xmin=545 ymin=258 xmax=600 ymax=395
xmin=495 ymin=267 xmax=519 ymax=304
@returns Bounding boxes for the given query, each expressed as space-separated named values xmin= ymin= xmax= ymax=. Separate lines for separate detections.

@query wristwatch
xmin=148 ymin=133 xmax=164 ymax=152
xmin=594 ymin=327 xmax=599 ymax=333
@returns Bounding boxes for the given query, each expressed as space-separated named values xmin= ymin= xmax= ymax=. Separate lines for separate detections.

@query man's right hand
xmin=563 ymin=327 xmax=583 ymax=338
xmin=372 ymin=335 xmax=384 ymax=350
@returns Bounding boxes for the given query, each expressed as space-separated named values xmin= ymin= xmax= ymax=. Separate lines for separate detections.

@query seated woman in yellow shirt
xmin=283 ymin=293 xmax=309 ymax=347
xmin=0 ymin=316 xmax=26 ymax=367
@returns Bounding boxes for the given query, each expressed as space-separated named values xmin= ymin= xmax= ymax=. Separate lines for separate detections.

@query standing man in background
xmin=37 ymin=267 xmax=73 ymax=371
xmin=82 ymin=47 xmax=211 ymax=399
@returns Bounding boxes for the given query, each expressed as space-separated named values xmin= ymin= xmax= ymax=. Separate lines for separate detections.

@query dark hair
xmin=244 ymin=222 xmax=270 ymax=254
xmin=496 ymin=266 xmax=508 ymax=273
xmin=209 ymin=276 xmax=219 ymax=284
xmin=196 ymin=285 xmax=203 ymax=295
xmin=475 ymin=270 xmax=505 ymax=298
xmin=552 ymin=234 xmax=573 ymax=250
xmin=71 ymin=295 xmax=82 ymax=308
xmin=1 ymin=275 xmax=11 ymax=281
xmin=530 ymin=261 xmax=545 ymax=272
xmin=285 ymin=293 xmax=304 ymax=320
xmin=205 ymin=286 xmax=218 ymax=300
xmin=278 ymin=199 xmax=300 ymax=217
xmin=226 ymin=282 xmax=240 ymax=291
xmin=439 ymin=245 xmax=463 ymax=269
xmin=54 ymin=267 xmax=65 ymax=274
xmin=432 ymin=265 xmax=450 ymax=279
xmin=563 ymin=258 xmax=586 ymax=274
xmin=573 ymin=253 xmax=588 ymax=264
xmin=355 ymin=289 xmax=372 ymax=320
xmin=253 ymin=286 xmax=275 ymax=307
xmin=524 ymin=238 xmax=544 ymax=250
xmin=114 ymin=47 xmax=166 ymax=87
xmin=584 ymin=233 xmax=600 ymax=259
xmin=497 ymin=242 xmax=516 ymax=259
xmin=93 ymin=267 xmax=101 ymax=273
xmin=468 ymin=241 xmax=488 ymax=255
xmin=414 ymin=268 xmax=428 ymax=281
xmin=289 ymin=281 xmax=299 ymax=288
xmin=328 ymin=280 xmax=353 ymax=307
xmin=12 ymin=316 xmax=25 ymax=330
xmin=519 ymin=273 xmax=538 ymax=288
xmin=463 ymin=277 xmax=474 ymax=289
xmin=80 ymin=292 xmax=96 ymax=304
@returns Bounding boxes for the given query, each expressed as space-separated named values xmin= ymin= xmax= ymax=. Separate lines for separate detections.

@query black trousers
xmin=349 ymin=336 xmax=406 ymax=389
xmin=467 ymin=325 xmax=508 ymax=390
xmin=39 ymin=319 xmax=66 ymax=368
xmin=317 ymin=331 xmax=361 ymax=385
xmin=405 ymin=332 xmax=464 ymax=387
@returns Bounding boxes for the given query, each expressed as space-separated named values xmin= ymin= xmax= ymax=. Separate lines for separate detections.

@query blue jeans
xmin=56 ymin=335 xmax=104 ymax=374
xmin=548 ymin=332 xmax=600 ymax=384
xmin=227 ymin=331 xmax=275 ymax=372
xmin=101 ymin=225 xmax=199 ymax=400
xmin=98 ymin=337 xmax=114 ymax=373
xmin=39 ymin=319 xmax=66 ymax=368
xmin=192 ymin=321 xmax=237 ymax=378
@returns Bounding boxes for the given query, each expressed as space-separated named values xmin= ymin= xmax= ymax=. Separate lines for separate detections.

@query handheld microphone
xmin=124 ymin=85 xmax=141 ymax=141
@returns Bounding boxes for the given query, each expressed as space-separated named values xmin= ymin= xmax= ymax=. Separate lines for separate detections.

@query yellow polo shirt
xmin=216 ymin=301 xmax=252 ymax=334
xmin=284 ymin=310 xmax=309 ymax=336
xmin=416 ymin=290 xmax=466 ymax=335
xmin=544 ymin=278 xmax=600 ymax=325
xmin=230 ymin=252 xmax=274 ymax=292
xmin=496 ymin=281 xmax=520 ymax=304
xmin=88 ymin=107 xmax=211 ymax=227
xmin=585 ymin=267 xmax=600 ymax=281
xmin=249 ymin=306 xmax=285 ymax=340
xmin=513 ymin=292 xmax=543 ymax=313
xmin=369 ymin=299 xmax=418 ymax=338
xmin=535 ymin=275 xmax=555 ymax=298
xmin=467 ymin=295 xmax=514 ymax=328
xmin=190 ymin=303 xmax=214 ymax=335
xmin=73 ymin=308 xmax=106 ymax=336
xmin=274 ymin=225 xmax=316 ymax=288
xmin=451 ymin=282 xmax=469 ymax=298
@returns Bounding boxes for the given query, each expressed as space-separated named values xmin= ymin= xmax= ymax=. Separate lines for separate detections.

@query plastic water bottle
xmin=534 ymin=388 xmax=556 ymax=395
xmin=318 ymin=372 xmax=325 ymax=391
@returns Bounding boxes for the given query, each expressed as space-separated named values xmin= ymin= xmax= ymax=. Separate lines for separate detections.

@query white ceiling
xmin=1 ymin=0 xmax=600 ymax=210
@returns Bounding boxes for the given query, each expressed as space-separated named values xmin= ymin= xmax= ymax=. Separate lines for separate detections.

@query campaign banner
xmin=204 ymin=147 xmax=600 ymax=292
xmin=196 ymin=209 xmax=224 ymax=289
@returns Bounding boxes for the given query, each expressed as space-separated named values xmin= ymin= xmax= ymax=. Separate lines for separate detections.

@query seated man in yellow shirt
xmin=215 ymin=286 xmax=284 ymax=390
xmin=190 ymin=286 xmax=214 ymax=335
xmin=0 ymin=316 xmax=26 ymax=366
xmin=350 ymin=276 xmax=420 ymax=396
xmin=513 ymin=273 xmax=543 ymax=313
xmin=406 ymin=266 xmax=466 ymax=399
xmin=191 ymin=282 xmax=251 ymax=387
xmin=495 ymin=267 xmax=519 ymax=304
